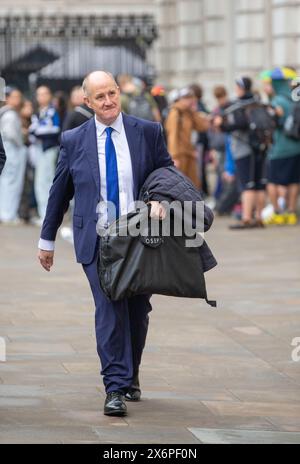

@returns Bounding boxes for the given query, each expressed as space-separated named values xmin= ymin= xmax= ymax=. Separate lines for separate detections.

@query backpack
xmin=127 ymin=93 xmax=154 ymax=121
xmin=284 ymin=101 xmax=300 ymax=140
xmin=244 ymin=102 xmax=276 ymax=153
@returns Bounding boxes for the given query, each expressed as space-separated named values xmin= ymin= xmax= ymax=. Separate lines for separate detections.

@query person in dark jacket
xmin=214 ymin=77 xmax=267 ymax=229
xmin=0 ymin=133 xmax=6 ymax=175
xmin=63 ymin=86 xmax=94 ymax=131
xmin=209 ymin=86 xmax=239 ymax=214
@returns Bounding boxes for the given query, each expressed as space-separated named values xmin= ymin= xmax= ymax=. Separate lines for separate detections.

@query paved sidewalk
xmin=0 ymin=219 xmax=300 ymax=444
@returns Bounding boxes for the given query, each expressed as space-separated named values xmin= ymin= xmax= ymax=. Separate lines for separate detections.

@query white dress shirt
xmin=39 ymin=112 xmax=134 ymax=251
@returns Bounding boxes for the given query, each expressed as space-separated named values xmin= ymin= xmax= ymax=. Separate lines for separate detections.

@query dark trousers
xmin=82 ymin=251 xmax=152 ymax=394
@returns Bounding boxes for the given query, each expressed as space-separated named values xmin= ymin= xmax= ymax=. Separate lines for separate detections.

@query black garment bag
xmin=98 ymin=206 xmax=216 ymax=307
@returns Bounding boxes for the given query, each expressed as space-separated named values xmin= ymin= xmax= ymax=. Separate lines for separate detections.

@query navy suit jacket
xmin=0 ymin=134 xmax=6 ymax=175
xmin=41 ymin=113 xmax=174 ymax=265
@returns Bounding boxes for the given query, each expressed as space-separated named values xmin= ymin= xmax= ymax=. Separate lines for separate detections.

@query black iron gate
xmin=0 ymin=14 xmax=158 ymax=94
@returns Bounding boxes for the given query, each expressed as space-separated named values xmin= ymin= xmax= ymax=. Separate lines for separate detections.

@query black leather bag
xmin=98 ymin=207 xmax=216 ymax=307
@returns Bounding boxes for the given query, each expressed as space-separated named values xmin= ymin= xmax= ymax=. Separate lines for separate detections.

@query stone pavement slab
xmin=188 ymin=427 xmax=300 ymax=444
xmin=0 ymin=220 xmax=300 ymax=443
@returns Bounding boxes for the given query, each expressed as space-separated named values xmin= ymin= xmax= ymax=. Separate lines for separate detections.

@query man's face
xmin=36 ymin=87 xmax=52 ymax=108
xmin=7 ymin=90 xmax=23 ymax=110
xmin=84 ymin=79 xmax=121 ymax=125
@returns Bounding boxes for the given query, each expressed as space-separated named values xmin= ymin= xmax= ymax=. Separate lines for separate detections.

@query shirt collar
xmin=94 ymin=112 xmax=123 ymax=136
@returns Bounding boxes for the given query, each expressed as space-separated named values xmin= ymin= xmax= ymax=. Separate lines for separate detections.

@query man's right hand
xmin=38 ymin=249 xmax=54 ymax=272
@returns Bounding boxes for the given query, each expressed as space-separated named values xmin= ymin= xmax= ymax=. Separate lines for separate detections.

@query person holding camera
xmin=214 ymin=77 xmax=269 ymax=229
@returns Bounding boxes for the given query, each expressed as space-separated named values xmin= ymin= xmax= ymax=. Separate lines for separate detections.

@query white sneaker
xmin=261 ymin=204 xmax=274 ymax=222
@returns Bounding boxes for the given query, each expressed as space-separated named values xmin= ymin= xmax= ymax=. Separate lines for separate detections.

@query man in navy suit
xmin=38 ymin=71 xmax=173 ymax=416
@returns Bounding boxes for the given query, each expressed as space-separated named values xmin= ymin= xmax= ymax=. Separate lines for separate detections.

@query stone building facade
xmin=1 ymin=0 xmax=300 ymax=94
xmin=157 ymin=0 xmax=300 ymax=96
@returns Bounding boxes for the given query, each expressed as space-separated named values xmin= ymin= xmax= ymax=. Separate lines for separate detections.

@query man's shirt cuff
xmin=38 ymin=238 xmax=55 ymax=251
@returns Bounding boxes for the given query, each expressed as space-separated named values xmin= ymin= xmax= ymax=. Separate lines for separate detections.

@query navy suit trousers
xmin=82 ymin=247 xmax=152 ymax=394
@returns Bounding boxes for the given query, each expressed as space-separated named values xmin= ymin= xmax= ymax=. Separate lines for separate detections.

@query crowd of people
xmin=163 ymin=72 xmax=300 ymax=229
xmin=0 ymin=69 xmax=299 ymax=230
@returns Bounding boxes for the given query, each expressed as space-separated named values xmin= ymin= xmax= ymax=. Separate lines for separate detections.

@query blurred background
xmin=0 ymin=0 xmax=300 ymax=229
xmin=1 ymin=0 xmax=300 ymax=96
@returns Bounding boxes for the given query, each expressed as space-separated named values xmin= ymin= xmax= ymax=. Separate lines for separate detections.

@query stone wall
xmin=156 ymin=0 xmax=300 ymax=100
xmin=2 ymin=0 xmax=300 ymax=97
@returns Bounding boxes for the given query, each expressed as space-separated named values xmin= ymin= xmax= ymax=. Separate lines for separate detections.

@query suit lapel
xmin=84 ymin=118 xmax=101 ymax=197
xmin=123 ymin=113 xmax=142 ymax=200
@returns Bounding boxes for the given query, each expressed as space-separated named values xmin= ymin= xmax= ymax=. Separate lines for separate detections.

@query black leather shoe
xmin=125 ymin=388 xmax=141 ymax=402
xmin=125 ymin=373 xmax=141 ymax=402
xmin=104 ymin=391 xmax=127 ymax=416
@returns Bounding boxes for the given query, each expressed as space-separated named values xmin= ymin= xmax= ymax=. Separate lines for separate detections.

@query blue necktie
xmin=105 ymin=127 xmax=120 ymax=223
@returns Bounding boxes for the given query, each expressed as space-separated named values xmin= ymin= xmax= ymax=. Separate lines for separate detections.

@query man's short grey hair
xmin=82 ymin=71 xmax=118 ymax=96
